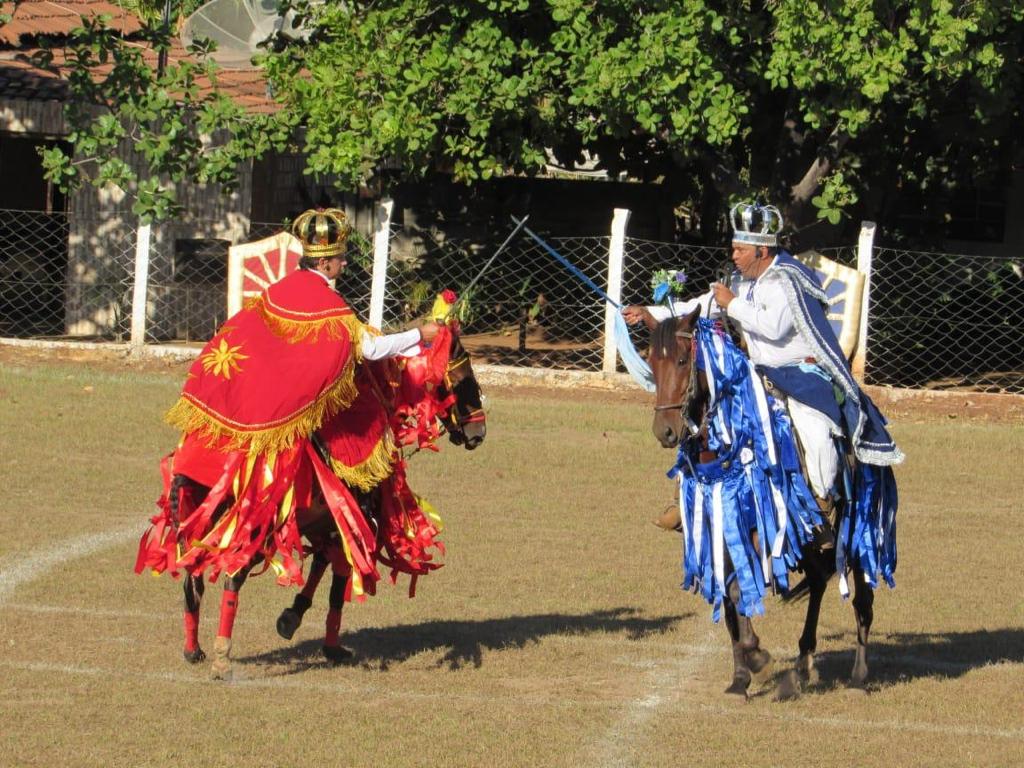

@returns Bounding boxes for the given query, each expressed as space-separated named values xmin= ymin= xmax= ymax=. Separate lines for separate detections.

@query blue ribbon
xmin=673 ymin=319 xmax=825 ymax=620
xmin=514 ymin=217 xmax=654 ymax=391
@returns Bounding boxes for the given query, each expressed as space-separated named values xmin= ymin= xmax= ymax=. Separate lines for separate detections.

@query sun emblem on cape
xmin=201 ymin=338 xmax=249 ymax=379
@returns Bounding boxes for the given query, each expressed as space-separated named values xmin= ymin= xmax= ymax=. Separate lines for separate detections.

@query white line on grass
xmin=0 ymin=524 xmax=141 ymax=605
xmin=6 ymin=655 xmax=1020 ymax=743
xmin=682 ymin=699 xmax=1024 ymax=742
xmin=582 ymin=628 xmax=716 ymax=767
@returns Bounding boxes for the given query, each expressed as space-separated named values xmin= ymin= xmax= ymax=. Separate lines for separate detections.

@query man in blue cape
xmin=626 ymin=203 xmax=901 ymax=577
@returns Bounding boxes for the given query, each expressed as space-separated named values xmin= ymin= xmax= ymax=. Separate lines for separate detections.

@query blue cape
xmin=765 ymin=252 xmax=904 ymax=467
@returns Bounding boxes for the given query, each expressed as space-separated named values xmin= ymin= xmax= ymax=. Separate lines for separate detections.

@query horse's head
xmin=649 ymin=307 xmax=704 ymax=448
xmin=437 ymin=329 xmax=486 ymax=450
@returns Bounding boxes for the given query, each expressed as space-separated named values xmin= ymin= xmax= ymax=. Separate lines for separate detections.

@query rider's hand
xmin=418 ymin=321 xmax=440 ymax=344
xmin=622 ymin=305 xmax=652 ymax=327
xmin=712 ymin=282 xmax=735 ymax=308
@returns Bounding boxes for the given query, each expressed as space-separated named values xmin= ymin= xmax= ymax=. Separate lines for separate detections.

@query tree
xmin=45 ymin=0 xmax=1024 ymax=242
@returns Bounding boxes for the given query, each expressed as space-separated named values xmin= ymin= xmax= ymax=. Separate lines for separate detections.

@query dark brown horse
xmin=274 ymin=331 xmax=487 ymax=656
xmin=648 ymin=311 xmax=874 ymax=699
xmin=169 ymin=329 xmax=486 ymax=678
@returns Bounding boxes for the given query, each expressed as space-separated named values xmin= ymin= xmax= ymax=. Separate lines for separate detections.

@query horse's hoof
xmin=842 ymin=682 xmax=869 ymax=697
xmin=745 ymin=648 xmax=773 ymax=676
xmin=850 ymin=660 xmax=869 ymax=690
xmin=182 ymin=647 xmax=206 ymax=664
xmin=723 ymin=676 xmax=751 ymax=698
xmin=210 ymin=636 xmax=232 ymax=680
xmin=776 ymin=669 xmax=802 ymax=702
xmin=276 ymin=608 xmax=302 ymax=640
xmin=322 ymin=644 xmax=354 ymax=665
xmin=798 ymin=654 xmax=819 ymax=687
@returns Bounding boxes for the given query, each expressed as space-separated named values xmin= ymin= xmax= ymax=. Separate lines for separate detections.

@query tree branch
xmin=786 ymin=124 xmax=849 ymax=222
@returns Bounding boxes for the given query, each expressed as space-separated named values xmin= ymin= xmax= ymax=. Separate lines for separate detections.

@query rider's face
xmin=317 ymin=254 xmax=347 ymax=280
xmin=731 ymin=243 xmax=769 ymax=279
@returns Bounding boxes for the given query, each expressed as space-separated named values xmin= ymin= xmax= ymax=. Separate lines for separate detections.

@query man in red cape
xmin=136 ymin=208 xmax=454 ymax=667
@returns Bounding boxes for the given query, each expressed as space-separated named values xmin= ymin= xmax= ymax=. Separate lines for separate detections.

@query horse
xmin=648 ymin=310 xmax=875 ymax=699
xmin=273 ymin=329 xmax=487 ymax=654
xmin=151 ymin=327 xmax=486 ymax=679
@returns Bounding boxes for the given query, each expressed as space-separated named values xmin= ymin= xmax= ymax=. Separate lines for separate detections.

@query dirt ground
xmin=2 ymin=341 xmax=1021 ymax=424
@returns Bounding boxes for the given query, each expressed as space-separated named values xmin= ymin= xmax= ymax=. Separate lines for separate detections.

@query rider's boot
xmin=811 ymin=496 xmax=836 ymax=552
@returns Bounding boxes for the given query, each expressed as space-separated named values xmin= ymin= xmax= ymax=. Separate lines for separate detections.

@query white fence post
xmin=603 ymin=208 xmax=631 ymax=374
xmin=368 ymin=197 xmax=394 ymax=329
xmin=851 ymin=220 xmax=876 ymax=381
xmin=130 ymin=221 xmax=151 ymax=347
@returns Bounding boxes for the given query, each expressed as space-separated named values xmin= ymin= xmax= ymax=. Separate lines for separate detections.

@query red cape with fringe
xmin=165 ymin=269 xmax=361 ymax=454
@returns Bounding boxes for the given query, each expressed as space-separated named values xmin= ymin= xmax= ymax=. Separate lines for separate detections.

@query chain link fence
xmin=383 ymin=229 xmax=613 ymax=369
xmin=866 ymin=248 xmax=1024 ymax=394
xmin=1 ymin=207 xmax=1023 ymax=395
xmin=141 ymin=219 xmax=378 ymax=344
xmin=0 ymin=208 xmax=137 ymax=340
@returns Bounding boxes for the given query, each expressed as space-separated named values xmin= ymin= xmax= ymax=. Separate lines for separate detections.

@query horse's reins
xmin=658 ymin=263 xmax=737 ymax=436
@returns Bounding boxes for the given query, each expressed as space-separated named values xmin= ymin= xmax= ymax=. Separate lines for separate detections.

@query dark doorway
xmin=0 ymin=133 xmax=71 ymax=336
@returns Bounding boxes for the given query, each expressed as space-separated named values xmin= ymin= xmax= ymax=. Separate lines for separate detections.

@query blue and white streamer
xmin=669 ymin=319 xmax=824 ymax=620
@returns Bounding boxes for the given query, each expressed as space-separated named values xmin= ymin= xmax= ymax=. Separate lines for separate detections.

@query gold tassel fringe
xmin=245 ymin=295 xmax=365 ymax=356
xmin=329 ymin=430 xmax=398 ymax=492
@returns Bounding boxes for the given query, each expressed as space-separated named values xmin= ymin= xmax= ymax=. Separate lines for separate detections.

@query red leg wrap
xmin=183 ymin=610 xmax=200 ymax=653
xmin=217 ymin=591 xmax=240 ymax=640
xmin=325 ymin=608 xmax=342 ymax=647
xmin=300 ymin=560 xmax=328 ymax=601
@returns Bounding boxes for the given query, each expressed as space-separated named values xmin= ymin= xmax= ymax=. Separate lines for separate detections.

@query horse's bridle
xmin=442 ymin=349 xmax=485 ymax=428
xmin=652 ymin=327 xmax=694 ymax=413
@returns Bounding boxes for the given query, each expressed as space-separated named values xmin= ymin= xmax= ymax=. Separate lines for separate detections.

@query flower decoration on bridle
xmin=431 ymin=289 xmax=460 ymax=328
xmin=651 ymin=268 xmax=688 ymax=305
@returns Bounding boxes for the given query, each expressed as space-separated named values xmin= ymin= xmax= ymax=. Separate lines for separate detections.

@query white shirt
xmin=309 ymin=269 xmax=423 ymax=360
xmin=647 ymin=258 xmax=817 ymax=368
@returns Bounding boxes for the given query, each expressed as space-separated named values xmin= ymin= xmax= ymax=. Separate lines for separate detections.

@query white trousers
xmin=786 ymin=398 xmax=842 ymax=498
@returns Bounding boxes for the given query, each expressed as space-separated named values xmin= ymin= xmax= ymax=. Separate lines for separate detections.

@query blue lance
xmin=511 ymin=216 xmax=654 ymax=390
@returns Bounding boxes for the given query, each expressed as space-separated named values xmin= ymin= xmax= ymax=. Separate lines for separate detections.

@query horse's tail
xmin=782 ymin=553 xmax=837 ymax=603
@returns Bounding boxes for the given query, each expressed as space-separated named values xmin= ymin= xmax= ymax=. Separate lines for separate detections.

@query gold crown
xmin=291 ymin=208 xmax=352 ymax=258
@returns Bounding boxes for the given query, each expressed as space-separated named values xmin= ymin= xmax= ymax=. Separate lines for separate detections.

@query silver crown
xmin=730 ymin=202 xmax=784 ymax=247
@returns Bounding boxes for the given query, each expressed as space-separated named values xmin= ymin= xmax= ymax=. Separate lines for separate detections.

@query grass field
xmin=1 ymin=353 xmax=1023 ymax=768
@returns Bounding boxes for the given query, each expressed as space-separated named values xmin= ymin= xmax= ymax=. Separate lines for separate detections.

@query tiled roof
xmin=0 ymin=55 xmax=67 ymax=100
xmin=0 ymin=1 xmax=142 ymax=45
xmin=0 ymin=46 xmax=275 ymax=115
xmin=0 ymin=1 xmax=276 ymax=112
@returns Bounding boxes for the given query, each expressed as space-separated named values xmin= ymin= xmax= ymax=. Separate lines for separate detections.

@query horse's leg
xmin=182 ymin=575 xmax=206 ymax=663
xmin=210 ymin=567 xmax=251 ymax=680
xmin=170 ymin=475 xmax=209 ymax=664
xmin=796 ymin=551 xmax=830 ymax=688
xmin=776 ymin=553 xmax=830 ymax=700
xmin=276 ymin=550 xmax=330 ymax=640
xmin=322 ymin=567 xmax=353 ymax=664
xmin=722 ymin=577 xmax=755 ymax=697
xmin=850 ymin=566 xmax=874 ymax=688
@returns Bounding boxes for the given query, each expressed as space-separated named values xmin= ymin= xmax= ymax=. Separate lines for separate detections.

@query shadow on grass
xmin=749 ymin=627 xmax=1024 ymax=697
xmin=239 ymin=606 xmax=689 ymax=673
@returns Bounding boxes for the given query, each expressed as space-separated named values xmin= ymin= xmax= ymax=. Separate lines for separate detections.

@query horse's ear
xmin=686 ymin=304 xmax=701 ymax=325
